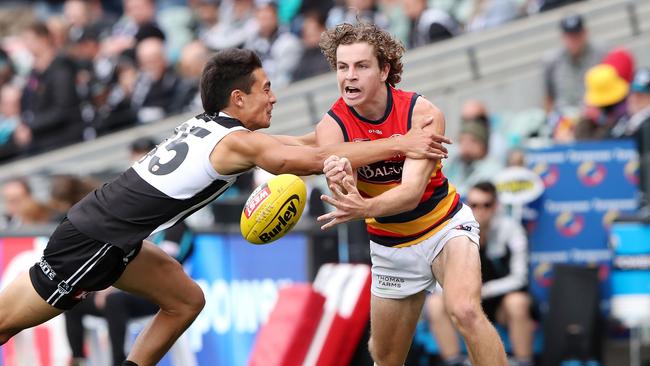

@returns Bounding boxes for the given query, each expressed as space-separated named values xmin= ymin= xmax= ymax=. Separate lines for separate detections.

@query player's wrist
xmin=393 ymin=135 xmax=407 ymax=156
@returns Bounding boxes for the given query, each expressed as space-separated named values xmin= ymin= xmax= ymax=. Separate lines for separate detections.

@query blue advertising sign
xmin=186 ymin=233 xmax=308 ymax=366
xmin=526 ymin=140 xmax=640 ymax=308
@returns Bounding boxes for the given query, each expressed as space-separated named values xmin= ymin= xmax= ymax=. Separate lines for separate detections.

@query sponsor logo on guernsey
xmin=258 ymin=195 xmax=300 ymax=243
xmin=358 ymin=161 xmax=404 ymax=182
xmin=376 ymin=274 xmax=405 ymax=288
xmin=244 ymin=184 xmax=271 ymax=219
xmin=39 ymin=257 xmax=56 ymax=280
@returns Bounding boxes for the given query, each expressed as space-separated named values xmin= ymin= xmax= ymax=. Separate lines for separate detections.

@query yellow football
xmin=240 ymin=174 xmax=307 ymax=244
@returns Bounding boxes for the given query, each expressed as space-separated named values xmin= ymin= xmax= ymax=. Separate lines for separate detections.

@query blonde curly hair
xmin=319 ymin=22 xmax=405 ymax=86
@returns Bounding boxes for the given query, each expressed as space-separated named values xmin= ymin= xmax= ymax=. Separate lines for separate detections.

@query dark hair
xmin=471 ymin=181 xmax=497 ymax=201
xmin=320 ymin=22 xmax=405 ymax=86
xmin=25 ymin=21 xmax=52 ymax=40
xmin=200 ymin=48 xmax=262 ymax=114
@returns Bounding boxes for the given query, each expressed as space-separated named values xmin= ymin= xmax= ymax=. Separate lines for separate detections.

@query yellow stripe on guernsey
xmin=364 ymin=183 xmax=458 ymax=248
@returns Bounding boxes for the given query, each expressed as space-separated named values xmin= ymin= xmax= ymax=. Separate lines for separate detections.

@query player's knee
xmin=182 ymin=281 xmax=205 ymax=316
xmin=446 ymin=298 xmax=481 ymax=331
xmin=502 ymin=292 xmax=530 ymax=319
xmin=368 ymin=337 xmax=403 ymax=366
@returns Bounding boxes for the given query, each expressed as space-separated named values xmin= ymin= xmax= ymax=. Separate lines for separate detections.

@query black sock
xmin=122 ymin=361 xmax=139 ymax=366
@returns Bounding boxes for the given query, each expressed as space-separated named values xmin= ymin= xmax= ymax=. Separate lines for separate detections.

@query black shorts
xmin=29 ymin=218 xmax=141 ymax=310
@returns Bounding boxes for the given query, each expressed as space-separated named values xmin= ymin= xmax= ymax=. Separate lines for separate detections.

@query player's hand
xmin=401 ymin=116 xmax=451 ymax=160
xmin=323 ymin=155 xmax=352 ymax=185
xmin=318 ymin=176 xmax=366 ymax=230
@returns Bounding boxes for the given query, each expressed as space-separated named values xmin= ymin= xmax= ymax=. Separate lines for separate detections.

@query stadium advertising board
xmin=186 ymin=233 xmax=308 ymax=366
xmin=526 ymin=140 xmax=640 ymax=309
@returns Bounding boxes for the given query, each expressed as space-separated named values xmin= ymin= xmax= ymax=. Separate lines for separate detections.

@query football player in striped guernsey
xmin=316 ymin=22 xmax=508 ymax=366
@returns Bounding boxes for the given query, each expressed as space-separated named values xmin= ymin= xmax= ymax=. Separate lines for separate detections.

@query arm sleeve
xmin=481 ymin=219 xmax=529 ymax=299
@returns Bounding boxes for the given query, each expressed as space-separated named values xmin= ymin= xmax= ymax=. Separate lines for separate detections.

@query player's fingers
xmin=320 ymin=194 xmax=341 ymax=207
xmin=320 ymin=219 xmax=337 ymax=230
xmin=425 ymin=151 xmax=445 ymax=160
xmin=429 ymin=141 xmax=448 ymax=154
xmin=430 ymin=133 xmax=452 ymax=144
xmin=342 ymin=177 xmax=355 ymax=190
xmin=329 ymin=184 xmax=346 ymax=198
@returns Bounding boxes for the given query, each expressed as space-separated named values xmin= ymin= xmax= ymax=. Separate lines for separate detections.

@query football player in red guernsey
xmin=315 ymin=22 xmax=508 ymax=366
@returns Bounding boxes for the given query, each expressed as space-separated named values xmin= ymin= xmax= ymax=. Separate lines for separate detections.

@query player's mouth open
xmin=345 ymin=86 xmax=361 ymax=98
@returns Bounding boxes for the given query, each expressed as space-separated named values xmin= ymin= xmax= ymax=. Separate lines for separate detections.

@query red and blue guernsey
xmin=327 ymin=85 xmax=461 ymax=247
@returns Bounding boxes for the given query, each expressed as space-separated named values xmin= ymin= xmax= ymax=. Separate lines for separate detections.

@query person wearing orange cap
xmin=575 ymin=63 xmax=629 ymax=140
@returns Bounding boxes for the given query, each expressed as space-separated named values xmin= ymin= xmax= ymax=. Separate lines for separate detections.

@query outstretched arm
xmin=214 ymin=113 xmax=447 ymax=176
xmin=271 ymin=132 xmax=316 ymax=146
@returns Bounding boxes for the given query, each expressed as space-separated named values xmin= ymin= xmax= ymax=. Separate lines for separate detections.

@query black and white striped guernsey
xmin=67 ymin=113 xmax=250 ymax=252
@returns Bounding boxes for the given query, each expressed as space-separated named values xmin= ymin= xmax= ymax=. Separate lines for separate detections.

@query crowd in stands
xmin=0 ymin=0 xmax=649 ymax=365
xmin=0 ymin=0 xmax=585 ymax=162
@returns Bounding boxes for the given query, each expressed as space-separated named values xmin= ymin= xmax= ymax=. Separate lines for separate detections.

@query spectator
xmin=402 ymin=0 xmax=459 ymax=49
xmin=0 ymin=85 xmax=21 ymax=161
xmin=602 ymin=47 xmax=635 ymax=83
xmin=192 ymin=0 xmax=220 ymax=42
xmin=46 ymin=15 xmax=70 ymax=49
xmin=48 ymin=175 xmax=98 ymax=222
xmin=543 ymin=14 xmax=606 ymax=116
xmin=199 ymin=0 xmax=257 ymax=51
xmin=625 ymin=68 xmax=650 ymax=198
xmin=325 ymin=0 xmax=389 ymax=30
xmin=506 ymin=147 xmax=526 ymax=167
xmin=291 ymin=11 xmax=330 ymax=82
xmin=575 ymin=64 xmax=629 ymax=140
xmin=466 ymin=0 xmax=519 ymax=32
xmin=426 ymin=181 xmax=534 ymax=366
xmin=99 ymin=37 xmax=181 ymax=127
xmin=461 ymin=99 xmax=507 ymax=161
xmin=1 ymin=177 xmax=49 ymax=228
xmin=443 ymin=119 xmax=503 ymax=198
xmin=245 ymin=1 xmax=302 ymax=89
xmin=19 ymin=21 xmax=84 ymax=155
xmin=68 ymin=24 xmax=105 ymax=140
xmin=104 ymin=0 xmax=163 ymax=58
xmin=133 ymin=37 xmax=183 ymax=121
xmin=176 ymin=41 xmax=210 ymax=111
xmin=95 ymin=53 xmax=140 ymax=133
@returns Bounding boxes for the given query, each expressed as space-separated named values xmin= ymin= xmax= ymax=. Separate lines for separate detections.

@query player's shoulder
xmin=412 ymin=95 xmax=443 ymax=117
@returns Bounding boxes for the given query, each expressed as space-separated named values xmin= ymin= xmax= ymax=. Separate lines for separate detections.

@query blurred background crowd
xmin=0 ymin=0 xmax=649 ymax=365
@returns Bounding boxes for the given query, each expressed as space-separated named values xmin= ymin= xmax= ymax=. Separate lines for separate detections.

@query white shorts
xmin=370 ymin=204 xmax=480 ymax=299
